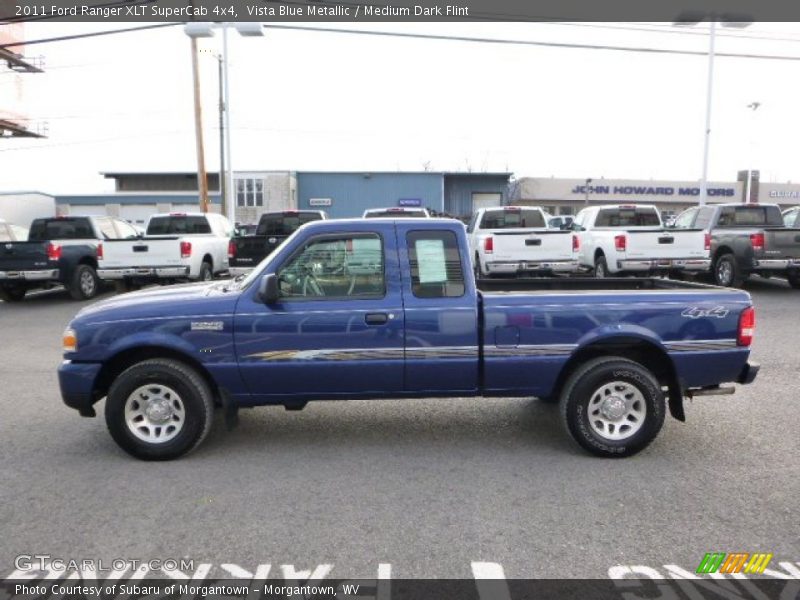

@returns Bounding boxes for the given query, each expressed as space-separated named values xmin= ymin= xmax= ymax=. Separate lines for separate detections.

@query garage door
xmin=471 ymin=193 xmax=502 ymax=211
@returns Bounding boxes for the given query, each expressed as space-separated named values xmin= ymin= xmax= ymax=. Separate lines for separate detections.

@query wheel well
xmin=552 ymin=337 xmax=683 ymax=419
xmin=93 ymin=346 xmax=220 ymax=405
xmin=713 ymin=246 xmax=733 ymax=262
xmin=79 ymin=256 xmax=98 ymax=269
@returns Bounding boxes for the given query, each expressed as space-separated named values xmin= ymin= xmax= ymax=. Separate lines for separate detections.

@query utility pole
xmin=190 ymin=36 xmax=210 ymax=213
xmin=698 ymin=20 xmax=716 ymax=207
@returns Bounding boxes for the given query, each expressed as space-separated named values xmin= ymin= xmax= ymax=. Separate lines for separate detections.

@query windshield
xmin=256 ymin=213 xmax=323 ymax=236
xmin=364 ymin=209 xmax=428 ymax=218
xmin=479 ymin=209 xmax=545 ymax=229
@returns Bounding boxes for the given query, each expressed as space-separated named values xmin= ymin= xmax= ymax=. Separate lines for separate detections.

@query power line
xmin=260 ymin=24 xmax=800 ymax=61
xmin=0 ymin=23 xmax=179 ymax=50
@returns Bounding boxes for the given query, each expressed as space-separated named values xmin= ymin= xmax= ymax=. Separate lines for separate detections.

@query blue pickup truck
xmin=58 ymin=218 xmax=759 ymax=460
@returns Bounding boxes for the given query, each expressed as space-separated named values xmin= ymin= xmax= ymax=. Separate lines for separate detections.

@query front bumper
xmin=617 ymin=258 xmax=711 ymax=272
xmin=753 ymin=258 xmax=800 ymax=270
xmin=58 ymin=360 xmax=103 ymax=417
xmin=97 ymin=266 xmax=189 ymax=280
xmin=0 ymin=269 xmax=59 ymax=281
xmin=485 ymin=260 xmax=581 ymax=274
xmin=737 ymin=361 xmax=760 ymax=385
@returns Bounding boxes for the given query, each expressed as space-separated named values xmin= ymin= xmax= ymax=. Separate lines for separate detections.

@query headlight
xmin=63 ymin=328 xmax=77 ymax=353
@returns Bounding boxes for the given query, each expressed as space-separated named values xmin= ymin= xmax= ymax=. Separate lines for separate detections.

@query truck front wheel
xmin=559 ymin=357 xmax=665 ymax=458
xmin=105 ymin=359 xmax=214 ymax=461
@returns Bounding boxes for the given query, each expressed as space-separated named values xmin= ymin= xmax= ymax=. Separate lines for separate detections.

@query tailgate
xmin=231 ymin=236 xmax=270 ymax=268
xmin=100 ymin=239 xmax=184 ymax=268
xmin=624 ymin=230 xmax=706 ymax=259
xmin=491 ymin=229 xmax=574 ymax=261
xmin=764 ymin=228 xmax=800 ymax=258
xmin=0 ymin=242 xmax=50 ymax=271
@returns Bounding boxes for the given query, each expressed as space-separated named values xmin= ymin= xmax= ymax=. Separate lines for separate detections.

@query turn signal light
xmin=572 ymin=234 xmax=580 ymax=252
xmin=738 ymin=306 xmax=755 ymax=347
xmin=228 ymin=240 xmax=237 ymax=259
xmin=484 ymin=236 xmax=494 ymax=254
xmin=46 ymin=242 xmax=62 ymax=261
xmin=180 ymin=241 xmax=192 ymax=258
xmin=96 ymin=243 xmax=104 ymax=260
xmin=63 ymin=328 xmax=77 ymax=353
xmin=750 ymin=233 xmax=765 ymax=252
xmin=704 ymin=233 xmax=711 ymax=251
xmin=614 ymin=235 xmax=627 ymax=252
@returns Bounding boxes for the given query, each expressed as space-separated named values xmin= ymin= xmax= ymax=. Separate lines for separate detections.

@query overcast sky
xmin=3 ymin=21 xmax=800 ymax=193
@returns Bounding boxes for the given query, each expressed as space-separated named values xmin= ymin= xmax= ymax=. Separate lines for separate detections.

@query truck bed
xmin=476 ymin=276 xmax=727 ymax=293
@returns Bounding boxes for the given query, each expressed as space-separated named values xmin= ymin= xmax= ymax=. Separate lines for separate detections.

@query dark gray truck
xmin=0 ymin=216 xmax=138 ymax=301
xmin=671 ymin=203 xmax=800 ymax=287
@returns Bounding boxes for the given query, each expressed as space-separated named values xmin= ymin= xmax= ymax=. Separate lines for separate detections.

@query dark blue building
xmin=297 ymin=171 xmax=511 ymax=220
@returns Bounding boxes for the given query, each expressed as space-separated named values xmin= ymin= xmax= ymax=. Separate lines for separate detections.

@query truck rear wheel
xmin=713 ymin=253 xmax=743 ymax=288
xmin=69 ymin=264 xmax=99 ymax=300
xmin=0 ymin=287 xmax=26 ymax=302
xmin=199 ymin=261 xmax=213 ymax=281
xmin=594 ymin=255 xmax=609 ymax=278
xmin=105 ymin=358 xmax=214 ymax=461
xmin=559 ymin=356 xmax=665 ymax=458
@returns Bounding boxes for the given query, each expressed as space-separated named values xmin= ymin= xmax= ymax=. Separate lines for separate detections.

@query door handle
xmin=365 ymin=312 xmax=389 ymax=325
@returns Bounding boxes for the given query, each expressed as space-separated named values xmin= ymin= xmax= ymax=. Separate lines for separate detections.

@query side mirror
xmin=259 ymin=273 xmax=280 ymax=304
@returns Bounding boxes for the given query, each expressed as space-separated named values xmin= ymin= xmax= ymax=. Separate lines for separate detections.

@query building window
xmin=236 ymin=178 xmax=264 ymax=207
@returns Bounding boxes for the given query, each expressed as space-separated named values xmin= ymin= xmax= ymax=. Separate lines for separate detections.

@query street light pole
xmin=217 ymin=52 xmax=226 ymax=215
xmin=699 ymin=20 xmax=716 ymax=207
xmin=584 ymin=178 xmax=592 ymax=206
xmin=222 ymin=25 xmax=235 ymax=225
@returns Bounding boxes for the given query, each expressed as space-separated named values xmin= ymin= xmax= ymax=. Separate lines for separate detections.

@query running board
xmin=687 ymin=385 xmax=736 ymax=398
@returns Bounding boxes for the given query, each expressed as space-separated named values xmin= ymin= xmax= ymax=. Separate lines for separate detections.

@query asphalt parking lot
xmin=1 ymin=278 xmax=798 ymax=580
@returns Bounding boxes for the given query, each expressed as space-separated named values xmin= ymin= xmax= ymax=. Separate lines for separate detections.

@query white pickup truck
xmin=574 ymin=204 xmax=711 ymax=277
xmin=97 ymin=212 xmax=234 ymax=289
xmin=467 ymin=206 xmax=581 ymax=277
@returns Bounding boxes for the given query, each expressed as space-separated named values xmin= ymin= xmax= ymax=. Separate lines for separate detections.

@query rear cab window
xmin=479 ymin=208 xmax=545 ymax=229
xmin=147 ymin=215 xmax=212 ymax=235
xmin=29 ymin=218 xmax=95 ymax=241
xmin=594 ymin=207 xmax=661 ymax=228
xmin=406 ymin=230 xmax=465 ymax=298
xmin=717 ymin=206 xmax=783 ymax=227
xmin=257 ymin=212 xmax=324 ymax=236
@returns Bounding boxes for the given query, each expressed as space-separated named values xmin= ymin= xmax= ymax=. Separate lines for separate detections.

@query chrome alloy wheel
xmin=124 ymin=384 xmax=185 ymax=444
xmin=80 ymin=270 xmax=96 ymax=296
xmin=716 ymin=260 xmax=733 ymax=286
xmin=586 ymin=381 xmax=646 ymax=441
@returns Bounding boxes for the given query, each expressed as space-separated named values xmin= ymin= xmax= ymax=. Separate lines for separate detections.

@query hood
xmin=72 ymin=281 xmax=240 ymax=325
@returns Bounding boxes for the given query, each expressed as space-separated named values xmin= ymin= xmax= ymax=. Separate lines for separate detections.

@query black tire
xmin=787 ymin=270 xmax=800 ymax=289
xmin=199 ymin=261 xmax=213 ymax=282
xmin=713 ymin=253 xmax=743 ymax=288
xmin=105 ymin=358 xmax=214 ymax=461
xmin=594 ymin=255 xmax=609 ymax=278
xmin=0 ymin=287 xmax=26 ymax=302
xmin=474 ymin=255 xmax=485 ymax=280
xmin=69 ymin=264 xmax=99 ymax=300
xmin=559 ymin=356 xmax=666 ymax=458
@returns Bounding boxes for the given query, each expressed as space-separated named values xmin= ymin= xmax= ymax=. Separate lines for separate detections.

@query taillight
xmin=228 ymin=240 xmax=236 ymax=259
xmin=46 ymin=243 xmax=62 ymax=261
xmin=750 ymin=233 xmax=765 ymax=252
xmin=614 ymin=235 xmax=627 ymax=252
xmin=180 ymin=241 xmax=192 ymax=258
xmin=96 ymin=243 xmax=104 ymax=260
xmin=704 ymin=233 xmax=711 ymax=251
xmin=572 ymin=234 xmax=580 ymax=252
xmin=738 ymin=306 xmax=755 ymax=347
xmin=484 ymin=236 xmax=494 ymax=254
